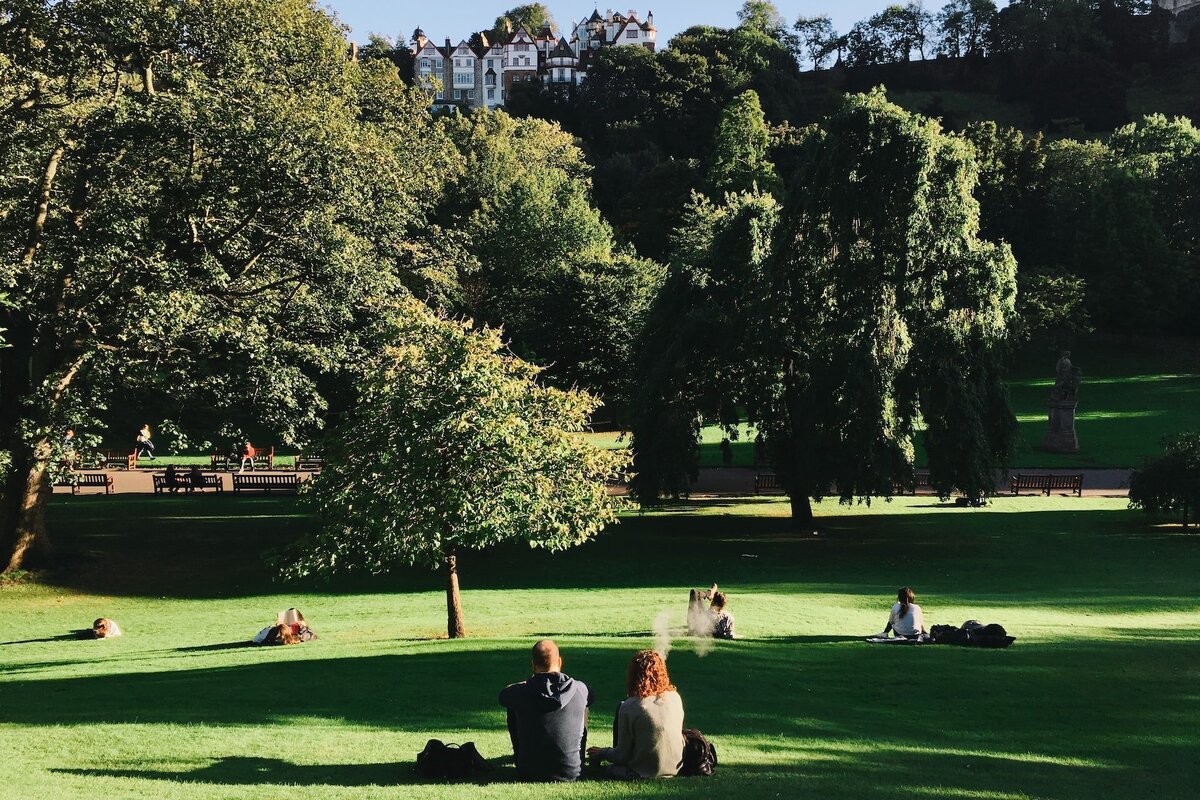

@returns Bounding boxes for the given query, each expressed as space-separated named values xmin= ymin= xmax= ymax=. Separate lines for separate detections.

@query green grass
xmin=589 ymin=337 xmax=1200 ymax=471
xmin=1 ymin=494 xmax=1198 ymax=799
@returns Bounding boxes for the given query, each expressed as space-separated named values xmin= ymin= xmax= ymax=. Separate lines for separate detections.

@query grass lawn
xmin=588 ymin=336 xmax=1200 ymax=471
xmin=1 ymin=494 xmax=1197 ymax=799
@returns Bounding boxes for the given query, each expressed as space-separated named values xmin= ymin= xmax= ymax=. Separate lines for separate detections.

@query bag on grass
xmin=679 ymin=728 xmax=718 ymax=777
xmin=415 ymin=739 xmax=491 ymax=780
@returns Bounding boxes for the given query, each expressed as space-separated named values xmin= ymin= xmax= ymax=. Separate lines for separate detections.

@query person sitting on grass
xmin=588 ymin=650 xmax=684 ymax=779
xmin=710 ymin=591 xmax=736 ymax=640
xmin=91 ymin=618 xmax=122 ymax=638
xmin=875 ymin=587 xmax=926 ymax=640
xmin=252 ymin=608 xmax=316 ymax=645
xmin=500 ymin=639 xmax=593 ymax=782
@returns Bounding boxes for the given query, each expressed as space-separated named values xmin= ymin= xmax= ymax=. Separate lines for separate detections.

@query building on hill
xmin=410 ymin=9 xmax=657 ymax=110
xmin=1158 ymin=0 xmax=1200 ymax=44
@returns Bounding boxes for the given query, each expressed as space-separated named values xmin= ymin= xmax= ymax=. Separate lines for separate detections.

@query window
xmin=468 ymin=89 xmax=475 ymax=99
xmin=627 ymin=29 xmax=637 ymax=38
xmin=500 ymin=89 xmax=505 ymax=100
xmin=487 ymin=59 xmax=494 ymax=68
xmin=487 ymin=88 xmax=495 ymax=100
xmin=436 ymin=91 xmax=444 ymax=100
xmin=421 ymin=58 xmax=429 ymax=67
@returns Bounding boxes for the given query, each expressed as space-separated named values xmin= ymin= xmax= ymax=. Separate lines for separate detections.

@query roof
xmin=588 ymin=9 xmax=602 ymax=22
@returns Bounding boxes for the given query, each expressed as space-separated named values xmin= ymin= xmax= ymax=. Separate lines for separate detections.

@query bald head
xmin=531 ymin=639 xmax=562 ymax=673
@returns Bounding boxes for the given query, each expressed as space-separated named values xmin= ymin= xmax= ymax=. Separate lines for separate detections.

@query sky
xmin=323 ymin=1 xmax=910 ymax=46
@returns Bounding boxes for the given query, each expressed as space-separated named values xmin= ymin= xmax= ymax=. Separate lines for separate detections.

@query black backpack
xmin=415 ymin=739 xmax=492 ymax=780
xmin=679 ymin=728 xmax=718 ymax=777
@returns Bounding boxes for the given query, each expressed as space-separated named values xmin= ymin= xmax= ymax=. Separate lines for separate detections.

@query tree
xmin=737 ymin=1 xmax=788 ymax=38
xmin=632 ymin=91 xmax=1019 ymax=526
xmin=291 ymin=299 xmax=628 ymax=637
xmin=1130 ymin=433 xmax=1200 ymax=529
xmin=794 ymin=15 xmax=838 ymax=70
xmin=937 ymin=0 xmax=998 ymax=57
xmin=492 ymin=3 xmax=556 ymax=40
xmin=434 ymin=110 xmax=658 ymax=405
xmin=0 ymin=0 xmax=451 ymax=571
xmin=707 ymin=90 xmax=781 ymax=196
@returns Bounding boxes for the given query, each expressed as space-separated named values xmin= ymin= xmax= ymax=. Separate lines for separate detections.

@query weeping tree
xmin=0 ymin=0 xmax=449 ymax=571
xmin=291 ymin=300 xmax=629 ymax=638
xmin=1129 ymin=433 xmax=1200 ymax=529
xmin=633 ymin=90 xmax=1019 ymax=526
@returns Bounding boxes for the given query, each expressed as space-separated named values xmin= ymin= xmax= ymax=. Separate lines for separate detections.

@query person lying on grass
xmin=588 ymin=650 xmax=685 ymax=779
xmin=90 ymin=618 xmax=122 ymax=639
xmin=500 ymin=639 xmax=593 ymax=783
xmin=252 ymin=607 xmax=316 ymax=645
xmin=873 ymin=587 xmax=926 ymax=640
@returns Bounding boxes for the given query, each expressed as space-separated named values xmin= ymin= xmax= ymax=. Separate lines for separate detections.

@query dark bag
xmin=931 ymin=621 xmax=1015 ymax=648
xmin=415 ymin=739 xmax=491 ymax=780
xmin=678 ymin=728 xmax=717 ymax=777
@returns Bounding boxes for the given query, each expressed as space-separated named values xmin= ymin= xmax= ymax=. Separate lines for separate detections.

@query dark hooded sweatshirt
xmin=499 ymin=672 xmax=593 ymax=782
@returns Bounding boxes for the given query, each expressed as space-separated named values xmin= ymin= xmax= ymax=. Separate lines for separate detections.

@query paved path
xmin=52 ymin=469 xmax=317 ymax=496
xmin=53 ymin=467 xmax=1132 ymax=498
xmin=688 ymin=468 xmax=1131 ymax=498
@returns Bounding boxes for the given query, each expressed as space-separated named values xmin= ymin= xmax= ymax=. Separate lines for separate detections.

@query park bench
xmin=211 ymin=445 xmax=276 ymax=471
xmin=754 ymin=473 xmax=785 ymax=495
xmin=293 ymin=454 xmax=325 ymax=472
xmin=152 ymin=472 xmax=223 ymax=494
xmin=1009 ymin=473 xmax=1084 ymax=497
xmin=102 ymin=449 xmax=137 ymax=470
xmin=231 ymin=472 xmax=300 ymax=494
xmin=894 ymin=471 xmax=933 ymax=495
xmin=56 ymin=472 xmax=114 ymax=495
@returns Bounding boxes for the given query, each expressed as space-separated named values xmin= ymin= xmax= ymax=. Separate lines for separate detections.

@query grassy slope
xmin=1 ymin=495 xmax=1198 ymax=799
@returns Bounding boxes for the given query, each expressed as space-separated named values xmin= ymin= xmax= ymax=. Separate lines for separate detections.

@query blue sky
xmin=323 ymin=1 xmax=915 ymax=46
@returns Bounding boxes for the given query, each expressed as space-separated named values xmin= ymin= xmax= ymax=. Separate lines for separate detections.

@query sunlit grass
xmin=0 ymin=494 xmax=1196 ymax=798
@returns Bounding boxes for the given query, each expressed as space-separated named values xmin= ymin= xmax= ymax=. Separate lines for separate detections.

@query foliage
xmin=793 ymin=15 xmax=839 ymax=70
xmin=631 ymin=191 xmax=782 ymax=500
xmin=937 ymin=0 xmax=998 ymax=57
xmin=291 ymin=300 xmax=629 ymax=635
xmin=847 ymin=3 xmax=936 ymax=66
xmin=1129 ymin=432 xmax=1200 ymax=528
xmin=634 ymin=90 xmax=1019 ymax=522
xmin=1014 ymin=267 xmax=1092 ymax=346
xmin=0 ymin=0 xmax=453 ymax=571
xmin=707 ymin=90 xmax=782 ymax=197
xmin=491 ymin=3 xmax=556 ymax=41
xmin=433 ymin=109 xmax=659 ymax=408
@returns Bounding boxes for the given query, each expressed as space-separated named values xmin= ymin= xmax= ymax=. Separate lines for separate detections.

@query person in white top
xmin=878 ymin=587 xmax=925 ymax=639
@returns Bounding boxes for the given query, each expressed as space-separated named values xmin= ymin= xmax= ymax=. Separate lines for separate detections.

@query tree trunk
xmin=444 ymin=549 xmax=466 ymax=639
xmin=0 ymin=445 xmax=54 ymax=573
xmin=789 ymin=493 xmax=814 ymax=530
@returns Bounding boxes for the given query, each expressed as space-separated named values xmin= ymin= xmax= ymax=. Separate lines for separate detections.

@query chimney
xmin=347 ymin=41 xmax=358 ymax=61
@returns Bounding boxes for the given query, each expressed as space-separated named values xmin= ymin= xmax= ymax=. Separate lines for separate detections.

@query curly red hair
xmin=626 ymin=650 xmax=676 ymax=698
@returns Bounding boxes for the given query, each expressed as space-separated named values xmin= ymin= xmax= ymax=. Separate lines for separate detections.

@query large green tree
xmin=491 ymin=3 xmax=556 ymax=40
xmin=633 ymin=91 xmax=1019 ymax=526
xmin=0 ymin=0 xmax=449 ymax=571
xmin=707 ymin=90 xmax=782 ymax=197
xmin=292 ymin=299 xmax=628 ymax=638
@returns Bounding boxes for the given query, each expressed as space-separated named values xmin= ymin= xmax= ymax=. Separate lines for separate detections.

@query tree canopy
xmin=0 ymin=0 xmax=452 ymax=571
xmin=291 ymin=299 xmax=628 ymax=637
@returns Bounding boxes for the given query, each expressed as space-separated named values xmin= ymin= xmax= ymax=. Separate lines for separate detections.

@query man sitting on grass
xmin=499 ymin=639 xmax=593 ymax=782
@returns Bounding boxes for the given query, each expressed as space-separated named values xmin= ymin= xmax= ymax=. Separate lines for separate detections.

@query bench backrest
xmin=233 ymin=474 xmax=298 ymax=486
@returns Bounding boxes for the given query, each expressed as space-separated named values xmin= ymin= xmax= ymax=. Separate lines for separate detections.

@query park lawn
xmin=588 ymin=336 xmax=1200 ymax=471
xmin=1 ymin=495 xmax=1198 ymax=799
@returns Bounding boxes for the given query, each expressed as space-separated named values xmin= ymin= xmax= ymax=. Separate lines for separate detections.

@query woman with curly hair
xmin=587 ymin=650 xmax=684 ymax=778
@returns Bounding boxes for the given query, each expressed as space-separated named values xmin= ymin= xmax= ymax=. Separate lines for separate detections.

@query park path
xmin=688 ymin=467 xmax=1131 ymax=498
xmin=53 ymin=467 xmax=1132 ymax=498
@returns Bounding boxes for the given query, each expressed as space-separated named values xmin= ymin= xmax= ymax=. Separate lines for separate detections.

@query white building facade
xmin=410 ymin=9 xmax=658 ymax=110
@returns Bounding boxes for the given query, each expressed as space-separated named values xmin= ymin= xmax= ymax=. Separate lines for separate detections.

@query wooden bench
xmin=294 ymin=454 xmax=325 ymax=472
xmin=213 ymin=446 xmax=276 ymax=471
xmin=1010 ymin=473 xmax=1083 ymax=497
xmin=56 ymin=472 xmax=114 ymax=495
xmin=232 ymin=473 xmax=300 ymax=494
xmin=754 ymin=473 xmax=785 ymax=495
xmin=895 ymin=471 xmax=933 ymax=495
xmin=102 ymin=450 xmax=137 ymax=470
xmin=153 ymin=472 xmax=223 ymax=494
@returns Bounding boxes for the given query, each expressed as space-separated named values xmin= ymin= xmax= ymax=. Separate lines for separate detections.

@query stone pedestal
xmin=1042 ymin=399 xmax=1079 ymax=454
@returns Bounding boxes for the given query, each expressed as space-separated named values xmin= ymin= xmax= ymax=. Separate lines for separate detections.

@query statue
xmin=1043 ymin=351 xmax=1081 ymax=453
xmin=1050 ymin=351 xmax=1083 ymax=402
